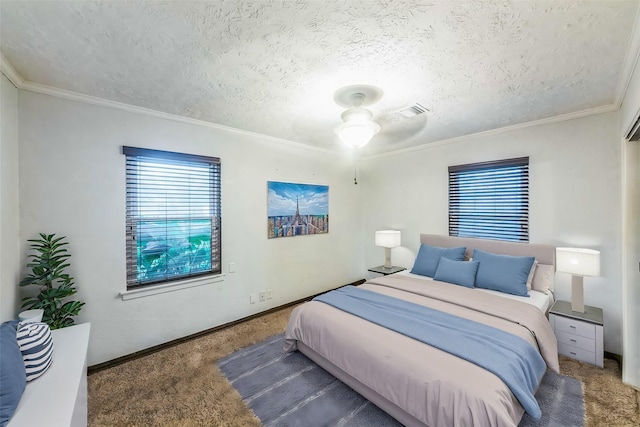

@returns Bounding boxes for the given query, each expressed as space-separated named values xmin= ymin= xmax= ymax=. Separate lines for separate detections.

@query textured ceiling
xmin=1 ymin=1 xmax=638 ymax=155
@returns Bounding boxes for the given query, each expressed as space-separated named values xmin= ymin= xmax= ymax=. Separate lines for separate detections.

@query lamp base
xmin=383 ymin=247 xmax=392 ymax=269
xmin=571 ymin=275 xmax=585 ymax=313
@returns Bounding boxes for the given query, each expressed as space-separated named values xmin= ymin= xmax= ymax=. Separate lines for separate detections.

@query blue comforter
xmin=313 ymin=285 xmax=547 ymax=419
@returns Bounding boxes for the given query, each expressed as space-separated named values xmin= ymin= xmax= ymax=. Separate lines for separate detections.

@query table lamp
xmin=375 ymin=230 xmax=401 ymax=269
xmin=556 ymin=247 xmax=601 ymax=313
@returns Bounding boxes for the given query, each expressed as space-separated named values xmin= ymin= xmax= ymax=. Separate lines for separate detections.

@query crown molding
xmin=0 ymin=55 xmax=336 ymax=155
xmin=366 ymin=103 xmax=619 ymax=160
xmin=0 ymin=53 xmax=24 ymax=87
xmin=615 ymin=4 xmax=640 ymax=108
xmin=18 ymin=80 xmax=336 ymax=155
xmin=0 ymin=54 xmax=625 ymax=160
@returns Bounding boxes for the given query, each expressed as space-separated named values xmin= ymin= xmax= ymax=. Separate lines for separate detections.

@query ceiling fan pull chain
xmin=354 ymin=159 xmax=358 ymax=185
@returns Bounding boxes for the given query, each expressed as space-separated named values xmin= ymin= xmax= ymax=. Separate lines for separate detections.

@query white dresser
xmin=549 ymin=300 xmax=603 ymax=368
xmin=8 ymin=323 xmax=91 ymax=427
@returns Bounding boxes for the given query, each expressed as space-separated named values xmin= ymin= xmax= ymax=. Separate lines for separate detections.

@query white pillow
xmin=16 ymin=322 xmax=53 ymax=381
xmin=526 ymin=260 xmax=538 ymax=290
xmin=531 ymin=264 xmax=554 ymax=294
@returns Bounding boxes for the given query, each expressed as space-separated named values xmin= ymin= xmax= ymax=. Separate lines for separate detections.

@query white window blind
xmin=448 ymin=157 xmax=529 ymax=242
xmin=124 ymin=146 xmax=221 ymax=288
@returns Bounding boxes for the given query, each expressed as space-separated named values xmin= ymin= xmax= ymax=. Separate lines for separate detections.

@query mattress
xmin=285 ymin=273 xmax=559 ymax=427
xmin=395 ymin=270 xmax=555 ymax=313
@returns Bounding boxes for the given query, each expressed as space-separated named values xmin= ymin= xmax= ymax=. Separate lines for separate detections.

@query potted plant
xmin=19 ymin=233 xmax=85 ymax=329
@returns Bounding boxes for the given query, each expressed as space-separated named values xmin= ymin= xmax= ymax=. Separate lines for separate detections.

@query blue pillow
xmin=473 ymin=249 xmax=535 ymax=297
xmin=410 ymin=244 xmax=466 ymax=277
xmin=433 ymin=257 xmax=479 ymax=288
xmin=1 ymin=321 xmax=26 ymax=426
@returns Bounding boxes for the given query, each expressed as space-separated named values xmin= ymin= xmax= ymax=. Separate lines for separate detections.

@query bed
xmin=284 ymin=234 xmax=559 ymax=427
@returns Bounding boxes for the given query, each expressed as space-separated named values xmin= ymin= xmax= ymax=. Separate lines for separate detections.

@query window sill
xmin=119 ymin=274 xmax=225 ymax=301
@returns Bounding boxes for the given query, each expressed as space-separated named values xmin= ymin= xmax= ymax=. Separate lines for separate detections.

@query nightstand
xmin=367 ymin=265 xmax=406 ymax=276
xmin=549 ymin=300 xmax=603 ymax=368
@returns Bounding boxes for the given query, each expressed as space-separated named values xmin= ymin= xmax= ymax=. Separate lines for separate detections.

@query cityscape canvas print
xmin=268 ymin=181 xmax=329 ymax=239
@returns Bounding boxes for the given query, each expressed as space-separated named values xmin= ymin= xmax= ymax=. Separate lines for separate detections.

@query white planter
xmin=18 ymin=309 xmax=44 ymax=323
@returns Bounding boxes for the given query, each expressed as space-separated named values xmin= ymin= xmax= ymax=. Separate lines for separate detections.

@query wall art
xmin=267 ymin=181 xmax=329 ymax=239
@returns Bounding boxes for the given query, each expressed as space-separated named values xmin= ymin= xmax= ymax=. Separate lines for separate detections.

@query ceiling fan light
xmin=335 ymin=120 xmax=380 ymax=148
xmin=340 ymin=107 xmax=373 ymax=123
xmin=333 ymin=85 xmax=383 ymax=149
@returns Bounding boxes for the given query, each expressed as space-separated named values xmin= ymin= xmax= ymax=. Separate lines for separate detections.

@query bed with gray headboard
xmin=420 ymin=234 xmax=555 ymax=265
xmin=417 ymin=234 xmax=556 ymax=312
xmin=284 ymin=234 xmax=559 ymax=427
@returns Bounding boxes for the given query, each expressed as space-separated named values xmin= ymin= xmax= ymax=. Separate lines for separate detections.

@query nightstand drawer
xmin=558 ymin=342 xmax=596 ymax=365
xmin=549 ymin=301 xmax=604 ymax=368
xmin=555 ymin=330 xmax=596 ymax=352
xmin=554 ymin=315 xmax=596 ymax=339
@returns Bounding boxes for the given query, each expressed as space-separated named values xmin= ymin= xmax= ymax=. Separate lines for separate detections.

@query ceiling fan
xmin=333 ymin=84 xmax=429 ymax=149
xmin=333 ymin=85 xmax=383 ymax=148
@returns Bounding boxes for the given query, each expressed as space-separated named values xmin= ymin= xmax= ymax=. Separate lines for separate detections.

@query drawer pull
xmin=570 ymin=339 xmax=577 ymax=342
xmin=570 ymin=352 xmax=577 ymax=356
xmin=569 ymin=326 xmax=576 ymax=329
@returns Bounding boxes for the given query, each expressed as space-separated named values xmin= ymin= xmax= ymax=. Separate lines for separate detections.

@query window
xmin=448 ymin=157 xmax=529 ymax=242
xmin=124 ymin=146 xmax=221 ymax=289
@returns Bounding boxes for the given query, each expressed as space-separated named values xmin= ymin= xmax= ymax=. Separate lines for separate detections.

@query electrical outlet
xmin=250 ymin=293 xmax=257 ymax=304
xmin=259 ymin=291 xmax=266 ymax=302
xmin=229 ymin=262 xmax=236 ymax=273
xmin=267 ymin=289 xmax=273 ymax=299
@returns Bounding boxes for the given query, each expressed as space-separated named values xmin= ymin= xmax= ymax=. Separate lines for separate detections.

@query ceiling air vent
xmin=395 ymin=103 xmax=429 ymax=119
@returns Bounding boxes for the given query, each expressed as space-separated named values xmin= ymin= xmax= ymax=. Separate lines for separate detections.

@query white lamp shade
xmin=556 ymin=247 xmax=600 ymax=277
xmin=375 ymin=230 xmax=401 ymax=248
xmin=334 ymin=107 xmax=381 ymax=148
xmin=336 ymin=121 xmax=380 ymax=148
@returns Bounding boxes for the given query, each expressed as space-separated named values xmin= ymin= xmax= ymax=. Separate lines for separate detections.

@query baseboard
xmin=88 ymin=279 xmax=366 ymax=374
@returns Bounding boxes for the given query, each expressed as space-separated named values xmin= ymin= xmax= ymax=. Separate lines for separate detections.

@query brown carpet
xmin=88 ymin=305 xmax=639 ymax=427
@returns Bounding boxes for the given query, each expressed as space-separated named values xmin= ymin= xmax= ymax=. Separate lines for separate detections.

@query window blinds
xmin=123 ymin=146 xmax=221 ymax=288
xmin=448 ymin=157 xmax=529 ymax=242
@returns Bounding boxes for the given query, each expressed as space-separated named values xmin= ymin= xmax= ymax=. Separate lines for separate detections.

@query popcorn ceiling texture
xmin=1 ymin=0 xmax=637 ymax=155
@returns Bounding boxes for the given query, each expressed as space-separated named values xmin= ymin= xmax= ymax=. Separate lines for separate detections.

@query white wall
xmin=620 ymin=51 xmax=640 ymax=388
xmin=18 ymin=91 xmax=363 ymax=365
xmin=621 ymin=139 xmax=639 ymax=388
xmin=360 ymin=113 xmax=624 ymax=354
xmin=0 ymin=73 xmax=20 ymax=322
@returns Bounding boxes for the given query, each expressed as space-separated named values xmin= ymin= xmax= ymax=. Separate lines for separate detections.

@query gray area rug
xmin=218 ymin=334 xmax=584 ymax=427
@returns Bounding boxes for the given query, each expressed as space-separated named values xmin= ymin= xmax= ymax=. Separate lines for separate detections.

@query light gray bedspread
xmin=284 ymin=274 xmax=559 ymax=427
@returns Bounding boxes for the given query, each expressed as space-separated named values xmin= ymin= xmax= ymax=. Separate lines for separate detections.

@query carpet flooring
xmin=218 ymin=334 xmax=584 ymax=427
xmin=88 ymin=305 xmax=640 ymax=427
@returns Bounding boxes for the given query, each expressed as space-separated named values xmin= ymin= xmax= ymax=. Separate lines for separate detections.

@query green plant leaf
xmin=19 ymin=233 xmax=84 ymax=329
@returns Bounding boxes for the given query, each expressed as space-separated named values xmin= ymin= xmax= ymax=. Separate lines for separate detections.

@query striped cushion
xmin=16 ymin=322 xmax=53 ymax=381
